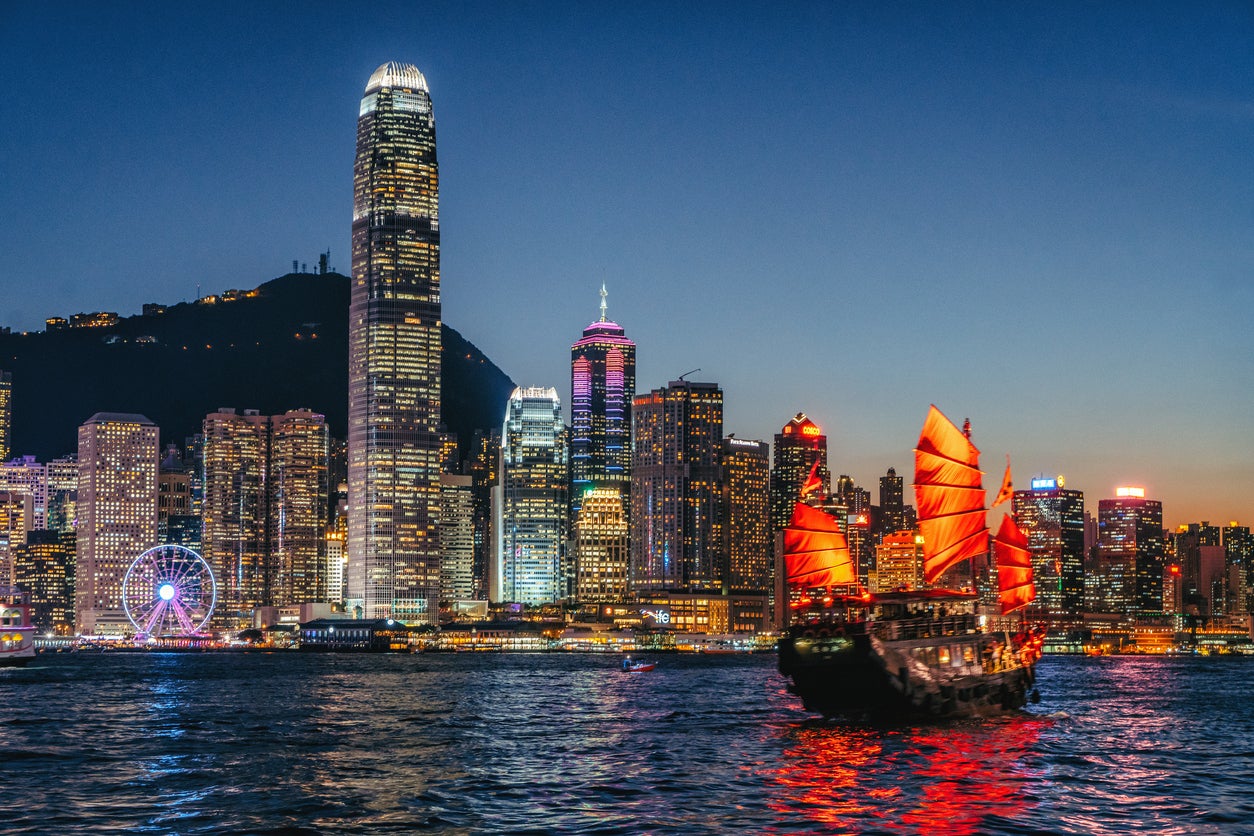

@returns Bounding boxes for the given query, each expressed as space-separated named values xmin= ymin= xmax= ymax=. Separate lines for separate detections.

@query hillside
xmin=0 ymin=272 xmax=515 ymax=461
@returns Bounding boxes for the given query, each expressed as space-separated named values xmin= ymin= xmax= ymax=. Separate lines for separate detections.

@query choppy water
xmin=3 ymin=652 xmax=1254 ymax=834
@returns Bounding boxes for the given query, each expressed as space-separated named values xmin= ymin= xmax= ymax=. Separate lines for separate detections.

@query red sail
xmin=913 ymin=405 xmax=988 ymax=583
xmin=784 ymin=501 xmax=855 ymax=589
xmin=994 ymin=514 xmax=1035 ymax=615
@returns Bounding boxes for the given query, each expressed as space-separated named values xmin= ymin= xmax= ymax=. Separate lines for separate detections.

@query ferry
xmin=0 ymin=588 xmax=36 ymax=667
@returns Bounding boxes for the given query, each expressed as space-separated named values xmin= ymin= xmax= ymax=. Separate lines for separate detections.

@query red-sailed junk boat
xmin=777 ymin=405 xmax=1043 ymax=720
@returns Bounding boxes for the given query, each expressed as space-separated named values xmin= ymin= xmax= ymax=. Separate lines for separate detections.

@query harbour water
xmin=3 ymin=652 xmax=1253 ymax=834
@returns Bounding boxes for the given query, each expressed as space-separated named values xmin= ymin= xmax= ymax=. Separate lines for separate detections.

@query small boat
xmin=0 ymin=588 xmax=37 ymax=668
xmin=621 ymin=658 xmax=656 ymax=673
xmin=778 ymin=406 xmax=1042 ymax=721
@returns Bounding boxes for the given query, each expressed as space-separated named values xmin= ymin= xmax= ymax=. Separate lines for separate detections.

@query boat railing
xmin=873 ymin=614 xmax=978 ymax=642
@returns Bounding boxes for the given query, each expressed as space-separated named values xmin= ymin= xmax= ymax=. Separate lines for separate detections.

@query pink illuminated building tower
xmin=569 ymin=284 xmax=635 ymax=519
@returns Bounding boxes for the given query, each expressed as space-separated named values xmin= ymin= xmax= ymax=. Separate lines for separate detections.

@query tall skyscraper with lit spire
xmin=347 ymin=61 xmax=442 ymax=623
xmin=569 ymin=285 xmax=635 ymax=517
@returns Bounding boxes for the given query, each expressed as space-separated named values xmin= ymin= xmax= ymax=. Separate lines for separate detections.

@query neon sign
xmin=1116 ymin=486 xmax=1146 ymax=498
xmin=848 ymin=513 xmax=870 ymax=528
xmin=801 ymin=425 xmax=821 ymax=437
xmin=1031 ymin=478 xmax=1056 ymax=491
xmin=641 ymin=609 xmax=671 ymax=625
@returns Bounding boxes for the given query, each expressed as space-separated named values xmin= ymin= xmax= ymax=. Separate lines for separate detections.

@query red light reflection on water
xmin=768 ymin=718 xmax=1044 ymax=832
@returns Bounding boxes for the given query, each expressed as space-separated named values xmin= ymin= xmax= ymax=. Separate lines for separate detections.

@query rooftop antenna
xmin=599 ymin=282 xmax=608 ymax=322
xmin=677 ymin=368 xmax=701 ymax=381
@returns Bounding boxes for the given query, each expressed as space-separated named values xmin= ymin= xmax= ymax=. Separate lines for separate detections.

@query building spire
xmin=599 ymin=283 xmax=608 ymax=322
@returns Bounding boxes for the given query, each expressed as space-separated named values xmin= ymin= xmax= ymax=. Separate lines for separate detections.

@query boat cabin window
xmin=937 ymin=647 xmax=951 ymax=665
xmin=1 ymin=608 xmax=19 ymax=625
xmin=962 ymin=645 xmax=975 ymax=664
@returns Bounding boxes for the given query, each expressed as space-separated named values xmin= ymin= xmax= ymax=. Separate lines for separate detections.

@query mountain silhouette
xmin=0 ymin=272 xmax=515 ymax=462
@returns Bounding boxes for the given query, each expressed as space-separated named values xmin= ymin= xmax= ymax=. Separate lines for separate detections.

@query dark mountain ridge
xmin=0 ymin=272 xmax=515 ymax=461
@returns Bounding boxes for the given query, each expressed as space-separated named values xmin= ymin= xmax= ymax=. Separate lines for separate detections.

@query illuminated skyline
xmin=1 ymin=4 xmax=1250 ymax=526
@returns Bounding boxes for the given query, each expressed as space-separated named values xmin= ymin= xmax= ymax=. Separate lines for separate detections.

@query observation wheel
xmin=122 ymin=545 xmax=217 ymax=637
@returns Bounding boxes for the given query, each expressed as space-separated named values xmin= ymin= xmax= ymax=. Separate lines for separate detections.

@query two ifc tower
xmin=347 ymin=62 xmax=637 ymax=622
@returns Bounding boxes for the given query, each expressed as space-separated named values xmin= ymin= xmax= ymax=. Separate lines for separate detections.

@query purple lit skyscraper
xmin=569 ymin=285 xmax=635 ymax=519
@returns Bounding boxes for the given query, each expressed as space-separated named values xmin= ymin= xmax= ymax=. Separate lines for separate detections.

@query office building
xmin=874 ymin=531 xmax=923 ymax=592
xmin=720 ymin=436 xmax=771 ymax=593
xmin=770 ymin=414 xmax=830 ymax=533
xmin=0 ymin=371 xmax=10 ymax=462
xmin=569 ymin=285 xmax=635 ymax=518
xmin=202 ymin=409 xmax=269 ymax=627
xmin=497 ymin=388 xmax=568 ymax=605
xmin=270 ymin=410 xmax=330 ymax=607
xmin=348 ymin=61 xmax=442 ymax=624
xmin=878 ymin=467 xmax=906 ymax=538
xmin=1011 ymin=477 xmax=1085 ymax=616
xmin=0 ymin=490 xmax=29 ymax=588
xmin=631 ymin=380 xmax=723 ymax=591
xmin=573 ymin=486 xmax=629 ymax=602
xmin=1097 ymin=487 xmax=1164 ymax=614
xmin=439 ymin=473 xmax=476 ymax=604
xmin=15 ymin=529 xmax=74 ymax=634
xmin=203 ymin=409 xmax=329 ymax=627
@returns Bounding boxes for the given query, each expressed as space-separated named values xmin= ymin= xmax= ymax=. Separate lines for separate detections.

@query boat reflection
xmin=769 ymin=716 xmax=1044 ymax=832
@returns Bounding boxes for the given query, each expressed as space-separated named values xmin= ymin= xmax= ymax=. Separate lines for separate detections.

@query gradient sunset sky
xmin=2 ymin=2 xmax=1251 ymax=526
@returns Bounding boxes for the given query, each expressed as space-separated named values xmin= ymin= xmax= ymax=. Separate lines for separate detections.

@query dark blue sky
xmin=2 ymin=2 xmax=1251 ymax=524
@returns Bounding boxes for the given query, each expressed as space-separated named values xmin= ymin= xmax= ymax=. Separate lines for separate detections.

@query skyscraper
xmin=203 ymin=408 xmax=329 ymax=627
xmin=0 ymin=490 xmax=29 ymax=589
xmin=1011 ymin=477 xmax=1085 ymax=616
xmin=0 ymin=371 xmax=11 ymax=462
xmin=878 ymin=467 xmax=906 ymax=537
xmin=770 ymin=414 xmax=829 ymax=533
xmin=202 ymin=409 xmax=269 ymax=627
xmin=270 ymin=410 xmax=330 ymax=608
xmin=631 ymin=380 xmax=723 ymax=591
xmin=573 ymin=486 xmax=629 ymax=602
xmin=497 ymin=388 xmax=568 ymax=605
xmin=348 ymin=61 xmax=442 ymax=624
xmin=1097 ymin=487 xmax=1164 ymax=614
xmin=569 ymin=285 xmax=636 ymax=517
xmin=874 ymin=531 xmax=923 ymax=592
xmin=720 ymin=436 xmax=771 ymax=593
xmin=15 ymin=529 xmax=74 ymax=634
xmin=76 ymin=413 xmax=158 ymax=634
xmin=439 ymin=473 xmax=476 ymax=604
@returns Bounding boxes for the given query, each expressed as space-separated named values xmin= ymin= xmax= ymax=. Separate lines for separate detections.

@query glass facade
xmin=569 ymin=292 xmax=635 ymax=520
xmin=574 ymin=486 xmax=629 ymax=601
xmin=439 ymin=474 xmax=476 ymax=603
xmin=1012 ymin=486 xmax=1085 ymax=616
xmin=348 ymin=62 xmax=443 ymax=624
xmin=498 ymin=388 xmax=568 ymax=605
xmin=1097 ymin=495 xmax=1165 ymax=614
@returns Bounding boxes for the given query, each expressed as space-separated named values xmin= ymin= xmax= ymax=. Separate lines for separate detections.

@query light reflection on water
xmin=1 ymin=653 xmax=1253 ymax=833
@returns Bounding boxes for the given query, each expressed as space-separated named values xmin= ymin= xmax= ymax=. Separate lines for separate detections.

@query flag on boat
xmin=992 ymin=455 xmax=1014 ymax=508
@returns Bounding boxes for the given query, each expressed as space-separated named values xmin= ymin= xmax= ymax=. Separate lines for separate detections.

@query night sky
xmin=2 ymin=2 xmax=1251 ymax=526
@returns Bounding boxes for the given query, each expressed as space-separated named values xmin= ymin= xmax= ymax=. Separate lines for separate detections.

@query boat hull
xmin=779 ymin=626 xmax=1034 ymax=721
